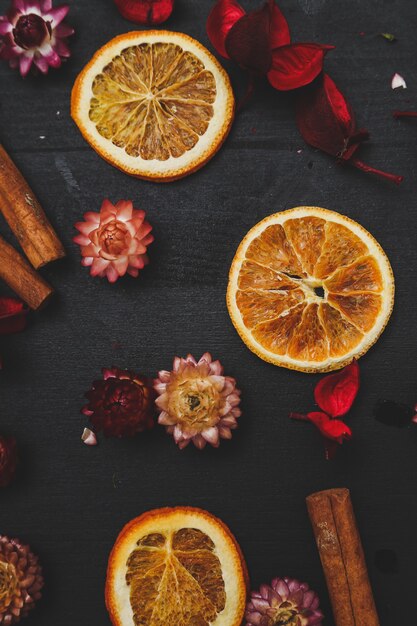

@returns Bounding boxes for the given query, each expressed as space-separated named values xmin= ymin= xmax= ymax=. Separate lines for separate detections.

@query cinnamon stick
xmin=0 ymin=144 xmax=65 ymax=269
xmin=306 ymin=488 xmax=380 ymax=626
xmin=0 ymin=235 xmax=53 ymax=310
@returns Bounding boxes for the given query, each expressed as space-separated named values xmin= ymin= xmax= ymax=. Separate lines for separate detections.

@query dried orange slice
xmin=106 ymin=507 xmax=248 ymax=626
xmin=227 ymin=207 xmax=394 ymax=372
xmin=71 ymin=31 xmax=234 ymax=181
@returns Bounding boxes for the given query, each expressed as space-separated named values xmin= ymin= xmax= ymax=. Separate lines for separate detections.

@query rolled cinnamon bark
xmin=306 ymin=488 xmax=379 ymax=626
xmin=0 ymin=235 xmax=53 ymax=310
xmin=0 ymin=144 xmax=65 ymax=269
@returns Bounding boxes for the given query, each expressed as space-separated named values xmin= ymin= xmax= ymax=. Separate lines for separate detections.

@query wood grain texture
xmin=0 ymin=1 xmax=416 ymax=625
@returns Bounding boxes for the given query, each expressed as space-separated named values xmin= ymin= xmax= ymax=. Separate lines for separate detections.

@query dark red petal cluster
xmin=297 ymin=74 xmax=404 ymax=184
xmin=114 ymin=0 xmax=174 ymax=25
xmin=0 ymin=435 xmax=18 ymax=487
xmin=82 ymin=366 xmax=156 ymax=438
xmin=207 ymin=0 xmax=331 ymax=92
xmin=290 ymin=361 xmax=359 ymax=459
xmin=0 ymin=297 xmax=28 ymax=334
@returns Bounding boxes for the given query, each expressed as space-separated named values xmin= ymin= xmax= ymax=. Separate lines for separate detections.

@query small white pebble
xmin=56 ymin=110 xmax=61 ymax=116
xmin=391 ymin=73 xmax=407 ymax=89
xmin=39 ymin=135 xmax=46 ymax=140
xmin=297 ymin=149 xmax=303 ymax=154
xmin=81 ymin=427 xmax=98 ymax=446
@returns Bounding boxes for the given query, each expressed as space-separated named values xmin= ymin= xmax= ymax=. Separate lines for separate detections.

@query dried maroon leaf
xmin=114 ymin=0 xmax=174 ymax=25
xmin=268 ymin=43 xmax=334 ymax=91
xmin=314 ymin=360 xmax=359 ymax=418
xmin=0 ymin=297 xmax=28 ymax=334
xmin=207 ymin=0 xmax=246 ymax=59
xmin=225 ymin=2 xmax=274 ymax=73
xmin=297 ymin=73 xmax=404 ymax=183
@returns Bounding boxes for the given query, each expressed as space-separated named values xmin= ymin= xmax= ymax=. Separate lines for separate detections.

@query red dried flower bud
xmin=114 ymin=0 xmax=174 ymax=25
xmin=0 ymin=435 xmax=18 ymax=487
xmin=13 ymin=13 xmax=51 ymax=49
xmin=82 ymin=367 xmax=156 ymax=438
xmin=314 ymin=360 xmax=359 ymax=418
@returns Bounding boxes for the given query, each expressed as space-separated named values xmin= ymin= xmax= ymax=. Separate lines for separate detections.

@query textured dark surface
xmin=0 ymin=1 xmax=416 ymax=624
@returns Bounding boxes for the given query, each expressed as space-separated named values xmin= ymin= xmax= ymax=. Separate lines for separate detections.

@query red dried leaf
xmin=297 ymin=73 xmax=404 ymax=184
xmin=225 ymin=2 xmax=274 ymax=74
xmin=291 ymin=411 xmax=352 ymax=447
xmin=268 ymin=43 xmax=334 ymax=91
xmin=0 ymin=298 xmax=28 ymax=335
xmin=267 ymin=0 xmax=290 ymax=49
xmin=114 ymin=0 xmax=174 ymax=25
xmin=207 ymin=0 xmax=246 ymax=59
xmin=314 ymin=361 xmax=360 ymax=418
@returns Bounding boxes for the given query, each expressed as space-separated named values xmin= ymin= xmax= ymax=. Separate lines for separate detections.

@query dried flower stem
xmin=351 ymin=158 xmax=404 ymax=185
xmin=393 ymin=110 xmax=417 ymax=119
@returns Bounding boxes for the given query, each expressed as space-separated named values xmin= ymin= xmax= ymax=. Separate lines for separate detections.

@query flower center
xmin=0 ymin=559 xmax=18 ymax=612
xmin=168 ymin=377 xmax=223 ymax=433
xmin=271 ymin=602 xmax=303 ymax=626
xmin=13 ymin=14 xmax=52 ymax=50
xmin=98 ymin=220 xmax=130 ymax=257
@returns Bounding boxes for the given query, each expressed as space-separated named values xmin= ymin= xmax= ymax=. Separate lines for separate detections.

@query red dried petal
xmin=268 ymin=0 xmax=290 ymax=49
xmin=114 ymin=0 xmax=174 ymax=25
xmin=296 ymin=73 xmax=357 ymax=158
xmin=207 ymin=0 xmax=246 ymax=59
xmin=268 ymin=43 xmax=334 ymax=91
xmin=0 ymin=297 xmax=28 ymax=335
xmin=304 ymin=411 xmax=352 ymax=442
xmin=225 ymin=2 xmax=274 ymax=74
xmin=314 ymin=361 xmax=360 ymax=418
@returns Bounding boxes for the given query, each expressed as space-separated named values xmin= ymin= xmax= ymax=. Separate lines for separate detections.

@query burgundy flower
xmin=0 ymin=435 xmax=18 ymax=487
xmin=290 ymin=361 xmax=359 ymax=459
xmin=114 ymin=0 xmax=174 ymax=24
xmin=207 ymin=0 xmax=333 ymax=98
xmin=82 ymin=367 xmax=155 ymax=438
xmin=297 ymin=73 xmax=404 ymax=184
xmin=0 ymin=0 xmax=74 ymax=77
xmin=246 ymin=576 xmax=324 ymax=625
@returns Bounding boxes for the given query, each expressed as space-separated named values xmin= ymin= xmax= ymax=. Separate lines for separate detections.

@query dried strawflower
xmin=154 ymin=353 xmax=241 ymax=450
xmin=0 ymin=535 xmax=44 ymax=624
xmin=291 ymin=361 xmax=359 ymax=459
xmin=297 ymin=73 xmax=404 ymax=184
xmin=74 ymin=199 xmax=154 ymax=283
xmin=391 ymin=72 xmax=406 ymax=89
xmin=0 ymin=298 xmax=28 ymax=335
xmin=114 ymin=0 xmax=174 ymax=24
xmin=0 ymin=435 xmax=17 ymax=487
xmin=82 ymin=367 xmax=155 ymax=438
xmin=246 ymin=577 xmax=324 ymax=626
xmin=207 ymin=0 xmax=332 ymax=103
xmin=0 ymin=0 xmax=73 ymax=77
xmin=81 ymin=427 xmax=98 ymax=446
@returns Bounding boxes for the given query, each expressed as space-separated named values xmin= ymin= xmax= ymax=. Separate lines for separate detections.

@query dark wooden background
xmin=1 ymin=0 xmax=416 ymax=624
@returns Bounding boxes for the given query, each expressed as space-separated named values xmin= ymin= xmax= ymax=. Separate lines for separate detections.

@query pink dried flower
xmin=154 ymin=353 xmax=241 ymax=450
xmin=0 ymin=0 xmax=74 ymax=77
xmin=246 ymin=577 xmax=324 ymax=626
xmin=74 ymin=199 xmax=154 ymax=283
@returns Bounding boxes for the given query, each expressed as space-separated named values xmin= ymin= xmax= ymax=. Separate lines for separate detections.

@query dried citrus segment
xmin=284 ymin=216 xmax=326 ymax=275
xmin=252 ymin=303 xmax=307 ymax=355
xmin=328 ymin=293 xmax=383 ymax=332
xmin=227 ymin=207 xmax=394 ymax=372
xmin=319 ymin=303 xmax=364 ymax=357
xmin=238 ymin=260 xmax=300 ymax=291
xmin=325 ymin=256 xmax=383 ymax=293
xmin=72 ymin=31 xmax=234 ymax=181
xmin=236 ymin=288 xmax=304 ymax=329
xmin=287 ymin=303 xmax=329 ymax=361
xmin=246 ymin=224 xmax=304 ymax=276
xmin=314 ymin=222 xmax=369 ymax=279
xmin=106 ymin=507 xmax=247 ymax=626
